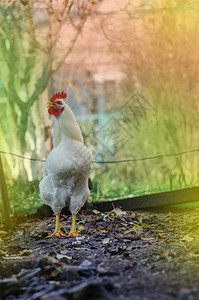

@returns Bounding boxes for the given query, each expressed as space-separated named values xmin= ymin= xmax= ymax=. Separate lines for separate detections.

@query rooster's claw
xmin=46 ymin=230 xmax=66 ymax=238
xmin=67 ymin=230 xmax=80 ymax=237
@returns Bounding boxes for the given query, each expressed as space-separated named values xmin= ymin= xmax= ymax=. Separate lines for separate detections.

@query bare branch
xmin=52 ymin=0 xmax=102 ymax=71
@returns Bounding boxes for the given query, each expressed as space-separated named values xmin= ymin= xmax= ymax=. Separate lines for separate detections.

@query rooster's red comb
xmin=50 ymin=91 xmax=67 ymax=102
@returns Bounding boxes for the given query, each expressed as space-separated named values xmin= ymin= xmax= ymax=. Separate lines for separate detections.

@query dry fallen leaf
xmin=130 ymin=212 xmax=136 ymax=218
xmin=97 ymin=230 xmax=107 ymax=234
xmin=56 ymin=254 xmax=72 ymax=260
xmin=0 ymin=230 xmax=7 ymax=235
xmin=93 ymin=210 xmax=100 ymax=215
xmin=142 ymin=223 xmax=155 ymax=229
xmin=186 ymin=253 xmax=199 ymax=259
xmin=136 ymin=214 xmax=143 ymax=223
xmin=77 ymin=224 xmax=84 ymax=232
xmin=102 ymin=238 xmax=110 ymax=245
xmin=181 ymin=235 xmax=194 ymax=242
xmin=20 ymin=249 xmax=32 ymax=256
xmin=112 ymin=208 xmax=127 ymax=217
xmin=157 ymin=250 xmax=169 ymax=260
xmin=123 ymin=224 xmax=143 ymax=234
xmin=158 ymin=235 xmax=167 ymax=242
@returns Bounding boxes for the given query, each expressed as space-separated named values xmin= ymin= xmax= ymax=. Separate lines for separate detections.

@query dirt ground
xmin=1 ymin=206 xmax=199 ymax=300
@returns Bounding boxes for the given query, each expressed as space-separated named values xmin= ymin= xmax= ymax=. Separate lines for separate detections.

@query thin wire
xmin=1 ymin=147 xmax=199 ymax=164
xmin=1 ymin=150 xmax=198 ymax=202
xmin=95 ymin=148 xmax=199 ymax=164
xmin=93 ymin=3 xmax=199 ymax=15
xmin=0 ymin=151 xmax=46 ymax=162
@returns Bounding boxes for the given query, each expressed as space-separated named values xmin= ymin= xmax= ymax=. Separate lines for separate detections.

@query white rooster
xmin=39 ymin=91 xmax=92 ymax=237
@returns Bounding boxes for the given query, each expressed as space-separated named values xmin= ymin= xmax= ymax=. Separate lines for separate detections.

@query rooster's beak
xmin=47 ymin=101 xmax=55 ymax=108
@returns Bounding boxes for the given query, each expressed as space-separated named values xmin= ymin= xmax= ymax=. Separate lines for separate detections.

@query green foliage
xmin=5 ymin=180 xmax=42 ymax=215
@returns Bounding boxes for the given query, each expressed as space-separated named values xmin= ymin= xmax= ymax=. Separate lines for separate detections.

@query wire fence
xmin=1 ymin=147 xmax=199 ymax=201
xmin=1 ymin=147 xmax=199 ymax=164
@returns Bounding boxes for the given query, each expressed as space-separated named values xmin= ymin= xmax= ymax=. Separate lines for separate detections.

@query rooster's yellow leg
xmin=47 ymin=215 xmax=66 ymax=238
xmin=68 ymin=214 xmax=80 ymax=237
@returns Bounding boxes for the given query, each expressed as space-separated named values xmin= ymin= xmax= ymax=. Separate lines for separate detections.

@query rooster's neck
xmin=56 ymin=103 xmax=84 ymax=144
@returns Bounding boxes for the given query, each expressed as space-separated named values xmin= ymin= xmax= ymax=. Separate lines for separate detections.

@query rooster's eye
xmin=56 ymin=101 xmax=63 ymax=105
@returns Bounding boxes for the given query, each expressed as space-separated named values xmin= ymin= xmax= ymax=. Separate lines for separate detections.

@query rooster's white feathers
xmin=39 ymin=101 xmax=92 ymax=216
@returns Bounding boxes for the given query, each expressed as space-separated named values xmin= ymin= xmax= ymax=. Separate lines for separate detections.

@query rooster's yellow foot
xmin=67 ymin=230 xmax=80 ymax=237
xmin=46 ymin=230 xmax=66 ymax=238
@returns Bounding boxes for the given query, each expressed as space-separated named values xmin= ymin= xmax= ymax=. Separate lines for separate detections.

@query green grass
xmin=4 ymin=180 xmax=42 ymax=215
